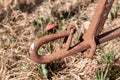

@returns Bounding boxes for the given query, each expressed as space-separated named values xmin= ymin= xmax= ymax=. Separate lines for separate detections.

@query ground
xmin=0 ymin=0 xmax=120 ymax=80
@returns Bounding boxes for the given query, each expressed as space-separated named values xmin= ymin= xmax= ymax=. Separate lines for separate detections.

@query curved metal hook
xmin=29 ymin=25 xmax=76 ymax=64
xmin=29 ymin=27 xmax=120 ymax=64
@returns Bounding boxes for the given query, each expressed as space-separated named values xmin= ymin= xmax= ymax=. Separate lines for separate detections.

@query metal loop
xmin=29 ymin=25 xmax=76 ymax=64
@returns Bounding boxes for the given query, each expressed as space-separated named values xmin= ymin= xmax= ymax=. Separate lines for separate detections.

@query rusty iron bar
xmin=82 ymin=0 xmax=115 ymax=57
xmin=29 ymin=0 xmax=118 ymax=64
xmin=84 ymin=0 xmax=115 ymax=36
xmin=29 ymin=27 xmax=120 ymax=64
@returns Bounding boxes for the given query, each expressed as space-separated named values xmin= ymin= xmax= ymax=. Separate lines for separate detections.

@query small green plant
xmin=96 ymin=50 xmax=116 ymax=80
xmin=61 ymin=19 xmax=65 ymax=25
xmin=38 ymin=47 xmax=43 ymax=56
xmin=37 ymin=48 xmax=48 ymax=78
xmin=35 ymin=34 xmax=41 ymax=39
xmin=37 ymin=47 xmax=59 ymax=78
xmin=108 ymin=0 xmax=119 ymax=21
xmin=40 ymin=17 xmax=50 ymax=25
xmin=31 ymin=17 xmax=50 ymax=28
xmin=96 ymin=66 xmax=111 ymax=80
xmin=31 ymin=16 xmax=53 ymax=39
xmin=101 ymin=50 xmax=115 ymax=64
xmin=41 ymin=64 xmax=48 ymax=78
xmin=96 ymin=71 xmax=105 ymax=80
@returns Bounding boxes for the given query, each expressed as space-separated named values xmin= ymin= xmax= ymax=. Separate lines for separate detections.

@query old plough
xmin=29 ymin=0 xmax=120 ymax=64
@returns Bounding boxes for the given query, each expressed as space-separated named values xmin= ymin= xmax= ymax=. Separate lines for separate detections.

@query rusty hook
xmin=29 ymin=26 xmax=120 ymax=64
xmin=29 ymin=0 xmax=120 ymax=64
xmin=29 ymin=25 xmax=76 ymax=64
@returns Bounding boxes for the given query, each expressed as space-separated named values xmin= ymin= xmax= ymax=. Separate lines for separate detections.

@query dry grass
xmin=0 ymin=0 xmax=120 ymax=80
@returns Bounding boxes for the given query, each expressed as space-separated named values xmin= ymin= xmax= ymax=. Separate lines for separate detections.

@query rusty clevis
xmin=29 ymin=0 xmax=120 ymax=64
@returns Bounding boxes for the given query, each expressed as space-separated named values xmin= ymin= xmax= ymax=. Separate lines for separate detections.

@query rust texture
xmin=82 ymin=0 xmax=115 ymax=57
xmin=29 ymin=0 xmax=120 ymax=64
xmin=29 ymin=25 xmax=76 ymax=63
xmin=29 ymin=27 xmax=120 ymax=64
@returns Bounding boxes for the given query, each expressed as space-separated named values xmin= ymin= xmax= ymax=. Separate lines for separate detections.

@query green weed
xmin=109 ymin=0 xmax=119 ymax=20
xmin=96 ymin=71 xmax=105 ymax=80
xmin=96 ymin=50 xmax=116 ymax=80
xmin=101 ymin=50 xmax=115 ymax=64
